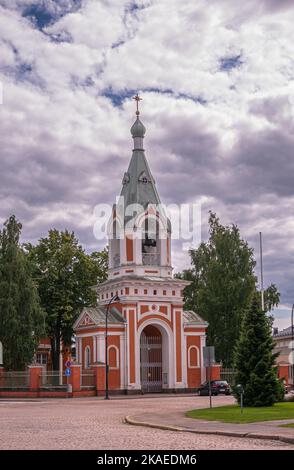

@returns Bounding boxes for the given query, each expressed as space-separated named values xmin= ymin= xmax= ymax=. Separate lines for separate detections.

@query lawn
xmin=186 ymin=402 xmax=294 ymax=424
xmin=279 ymin=423 xmax=294 ymax=428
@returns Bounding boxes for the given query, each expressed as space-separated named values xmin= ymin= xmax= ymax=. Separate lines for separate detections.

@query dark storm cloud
xmin=0 ymin=0 xmax=294 ymax=324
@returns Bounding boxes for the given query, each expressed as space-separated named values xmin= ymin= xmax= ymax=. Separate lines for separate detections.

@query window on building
xmin=134 ymin=289 xmax=138 ymax=294
xmin=172 ymin=290 xmax=176 ymax=296
xmin=125 ymin=287 xmax=129 ymax=295
xmin=36 ymin=353 xmax=47 ymax=365
xmin=85 ymin=346 xmax=91 ymax=369
xmin=144 ymin=289 xmax=148 ymax=294
xmin=163 ymin=290 xmax=166 ymax=295
xmin=153 ymin=289 xmax=157 ymax=295
xmin=188 ymin=346 xmax=199 ymax=368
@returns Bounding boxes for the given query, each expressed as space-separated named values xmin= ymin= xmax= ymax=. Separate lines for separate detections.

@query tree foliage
xmin=0 ymin=216 xmax=44 ymax=370
xmin=177 ymin=213 xmax=280 ymax=367
xmin=27 ymin=230 xmax=108 ymax=369
xmin=234 ymin=294 xmax=284 ymax=406
xmin=177 ymin=212 xmax=257 ymax=366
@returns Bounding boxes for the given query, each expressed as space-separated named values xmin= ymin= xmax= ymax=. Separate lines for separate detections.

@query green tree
xmin=0 ymin=216 xmax=44 ymax=370
xmin=234 ymin=294 xmax=284 ymax=406
xmin=177 ymin=212 xmax=256 ymax=366
xmin=90 ymin=247 xmax=109 ymax=283
xmin=27 ymin=230 xmax=108 ymax=370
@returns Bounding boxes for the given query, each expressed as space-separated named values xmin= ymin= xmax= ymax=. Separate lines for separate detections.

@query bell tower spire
xmin=108 ymin=95 xmax=172 ymax=279
xmin=133 ymin=93 xmax=142 ymax=116
xmin=131 ymin=93 xmax=146 ymax=151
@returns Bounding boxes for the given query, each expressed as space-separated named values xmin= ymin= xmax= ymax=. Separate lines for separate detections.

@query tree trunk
xmin=50 ymin=334 xmax=60 ymax=371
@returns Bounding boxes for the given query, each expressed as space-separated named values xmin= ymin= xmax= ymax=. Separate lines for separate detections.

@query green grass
xmin=186 ymin=402 xmax=294 ymax=424
xmin=279 ymin=423 xmax=294 ymax=428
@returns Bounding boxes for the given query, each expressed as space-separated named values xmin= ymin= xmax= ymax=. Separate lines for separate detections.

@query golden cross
xmin=133 ymin=93 xmax=142 ymax=116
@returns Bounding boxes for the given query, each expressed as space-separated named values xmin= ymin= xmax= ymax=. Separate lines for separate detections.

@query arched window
xmin=84 ymin=346 xmax=91 ymax=369
xmin=188 ymin=346 xmax=200 ymax=368
xmin=108 ymin=345 xmax=119 ymax=369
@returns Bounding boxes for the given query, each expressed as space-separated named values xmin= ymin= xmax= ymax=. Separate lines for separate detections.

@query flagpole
xmin=259 ymin=232 xmax=264 ymax=311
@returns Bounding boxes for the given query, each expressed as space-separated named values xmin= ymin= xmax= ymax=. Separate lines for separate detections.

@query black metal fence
xmin=220 ymin=368 xmax=237 ymax=387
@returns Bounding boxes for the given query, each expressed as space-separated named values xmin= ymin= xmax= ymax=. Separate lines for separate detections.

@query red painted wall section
xmin=175 ymin=311 xmax=182 ymax=382
xmin=28 ymin=365 xmax=43 ymax=391
xmin=278 ymin=365 xmax=289 ymax=385
xmin=186 ymin=336 xmax=201 ymax=388
xmin=92 ymin=364 xmax=105 ymax=394
xmin=206 ymin=364 xmax=221 ymax=381
xmin=108 ymin=335 xmax=120 ymax=389
xmin=69 ymin=364 xmax=81 ymax=392
xmin=129 ymin=310 xmax=136 ymax=384
xmin=126 ymin=236 xmax=133 ymax=262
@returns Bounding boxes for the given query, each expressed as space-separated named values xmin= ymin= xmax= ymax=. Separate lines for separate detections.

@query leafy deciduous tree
xmin=27 ymin=230 xmax=108 ymax=370
xmin=177 ymin=212 xmax=256 ymax=367
xmin=0 ymin=216 xmax=44 ymax=370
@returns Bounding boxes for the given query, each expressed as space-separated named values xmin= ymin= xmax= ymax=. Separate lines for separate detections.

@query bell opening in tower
xmin=142 ymin=215 xmax=160 ymax=266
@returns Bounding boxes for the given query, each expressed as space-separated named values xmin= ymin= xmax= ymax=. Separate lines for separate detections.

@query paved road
xmin=0 ymin=395 xmax=292 ymax=450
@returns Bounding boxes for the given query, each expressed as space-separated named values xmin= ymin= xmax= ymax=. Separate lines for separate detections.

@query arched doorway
xmin=140 ymin=325 xmax=162 ymax=393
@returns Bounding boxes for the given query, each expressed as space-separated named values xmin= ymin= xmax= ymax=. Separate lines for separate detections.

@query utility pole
xmin=291 ymin=304 xmax=294 ymax=390
xmin=259 ymin=232 xmax=264 ymax=311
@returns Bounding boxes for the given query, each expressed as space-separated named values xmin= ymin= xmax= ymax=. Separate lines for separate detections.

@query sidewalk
xmin=125 ymin=409 xmax=294 ymax=445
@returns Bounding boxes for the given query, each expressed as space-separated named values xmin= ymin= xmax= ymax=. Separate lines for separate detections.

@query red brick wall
xmin=186 ymin=336 xmax=201 ymax=388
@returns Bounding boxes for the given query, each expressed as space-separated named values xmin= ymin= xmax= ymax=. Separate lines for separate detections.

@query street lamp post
xmin=105 ymin=294 xmax=120 ymax=400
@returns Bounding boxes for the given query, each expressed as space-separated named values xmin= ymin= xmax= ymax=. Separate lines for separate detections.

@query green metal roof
xmin=81 ymin=306 xmax=125 ymax=324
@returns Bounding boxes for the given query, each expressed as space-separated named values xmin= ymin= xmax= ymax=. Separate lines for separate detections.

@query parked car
xmin=197 ymin=380 xmax=231 ymax=396
xmin=284 ymin=383 xmax=290 ymax=394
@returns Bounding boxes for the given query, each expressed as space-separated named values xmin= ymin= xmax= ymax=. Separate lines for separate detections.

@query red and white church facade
xmin=74 ymin=100 xmax=211 ymax=393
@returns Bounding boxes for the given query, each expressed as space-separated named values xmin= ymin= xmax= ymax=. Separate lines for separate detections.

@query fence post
xmin=92 ymin=362 xmax=105 ymax=396
xmin=0 ymin=366 xmax=4 ymax=388
xmin=69 ymin=364 xmax=81 ymax=392
xmin=28 ymin=365 xmax=43 ymax=391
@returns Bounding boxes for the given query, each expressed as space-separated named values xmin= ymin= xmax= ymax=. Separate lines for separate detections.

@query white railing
xmin=0 ymin=371 xmax=29 ymax=389
xmin=40 ymin=371 xmax=67 ymax=388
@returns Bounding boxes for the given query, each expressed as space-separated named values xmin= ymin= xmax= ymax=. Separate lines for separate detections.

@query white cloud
xmin=0 ymin=0 xmax=294 ymax=327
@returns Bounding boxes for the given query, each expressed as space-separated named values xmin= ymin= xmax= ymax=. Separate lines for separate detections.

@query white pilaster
xmin=120 ymin=235 xmax=126 ymax=265
xmin=160 ymin=230 xmax=167 ymax=266
xmin=97 ymin=333 xmax=105 ymax=363
xmin=120 ymin=332 xmax=126 ymax=389
xmin=93 ymin=335 xmax=97 ymax=363
xmin=200 ymin=334 xmax=206 ymax=384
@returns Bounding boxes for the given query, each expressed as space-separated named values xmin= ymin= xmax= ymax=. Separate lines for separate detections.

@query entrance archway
xmin=140 ymin=325 xmax=162 ymax=393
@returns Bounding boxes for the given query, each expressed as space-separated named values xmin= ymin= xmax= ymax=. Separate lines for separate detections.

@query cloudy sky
xmin=0 ymin=0 xmax=293 ymax=329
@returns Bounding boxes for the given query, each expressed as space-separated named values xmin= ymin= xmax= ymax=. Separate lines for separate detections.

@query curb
xmin=124 ymin=416 xmax=294 ymax=445
xmin=125 ymin=416 xmax=183 ymax=432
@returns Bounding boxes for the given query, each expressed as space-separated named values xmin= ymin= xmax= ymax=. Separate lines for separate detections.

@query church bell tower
xmin=108 ymin=94 xmax=172 ymax=280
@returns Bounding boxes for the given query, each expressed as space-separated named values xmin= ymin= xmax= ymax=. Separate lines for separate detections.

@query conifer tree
xmin=0 ymin=216 xmax=44 ymax=370
xmin=234 ymin=294 xmax=284 ymax=406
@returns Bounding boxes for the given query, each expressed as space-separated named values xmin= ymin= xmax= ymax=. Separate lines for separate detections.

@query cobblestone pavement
xmin=0 ymin=395 xmax=293 ymax=450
